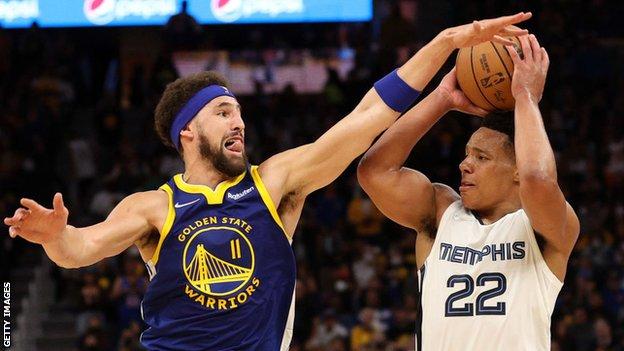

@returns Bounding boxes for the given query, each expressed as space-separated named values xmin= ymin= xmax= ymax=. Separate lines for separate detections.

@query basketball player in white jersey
xmin=358 ymin=34 xmax=579 ymax=350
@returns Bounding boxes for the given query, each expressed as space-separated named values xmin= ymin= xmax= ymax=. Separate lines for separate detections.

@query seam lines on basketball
xmin=470 ymin=46 xmax=498 ymax=110
xmin=490 ymin=42 xmax=513 ymax=80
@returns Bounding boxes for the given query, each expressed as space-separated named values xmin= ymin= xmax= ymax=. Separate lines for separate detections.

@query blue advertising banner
xmin=0 ymin=0 xmax=372 ymax=28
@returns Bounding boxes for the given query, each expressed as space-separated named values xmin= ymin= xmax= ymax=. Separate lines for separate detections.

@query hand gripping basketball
xmin=4 ymin=193 xmax=69 ymax=244
xmin=505 ymin=34 xmax=550 ymax=102
xmin=444 ymin=12 xmax=532 ymax=49
xmin=436 ymin=68 xmax=489 ymax=117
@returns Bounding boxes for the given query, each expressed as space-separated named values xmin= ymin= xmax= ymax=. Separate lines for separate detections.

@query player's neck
xmin=474 ymin=198 xmax=522 ymax=225
xmin=182 ymin=155 xmax=232 ymax=190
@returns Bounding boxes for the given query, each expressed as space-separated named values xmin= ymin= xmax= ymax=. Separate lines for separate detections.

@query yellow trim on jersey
xmin=173 ymin=171 xmax=246 ymax=205
xmin=250 ymin=165 xmax=290 ymax=239
xmin=151 ymin=183 xmax=176 ymax=266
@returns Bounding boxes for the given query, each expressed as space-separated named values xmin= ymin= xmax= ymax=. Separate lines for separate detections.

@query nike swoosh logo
xmin=174 ymin=198 xmax=200 ymax=208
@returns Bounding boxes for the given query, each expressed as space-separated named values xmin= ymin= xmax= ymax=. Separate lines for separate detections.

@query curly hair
xmin=154 ymin=71 xmax=230 ymax=152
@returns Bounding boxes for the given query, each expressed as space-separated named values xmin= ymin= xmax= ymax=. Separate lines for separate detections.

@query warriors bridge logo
xmin=179 ymin=217 xmax=260 ymax=310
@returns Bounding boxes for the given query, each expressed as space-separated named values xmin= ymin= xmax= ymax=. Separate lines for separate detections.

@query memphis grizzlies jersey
xmin=140 ymin=165 xmax=296 ymax=351
xmin=416 ymin=200 xmax=562 ymax=351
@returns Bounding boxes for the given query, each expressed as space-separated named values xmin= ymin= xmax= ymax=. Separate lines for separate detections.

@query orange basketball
xmin=455 ymin=37 xmax=522 ymax=111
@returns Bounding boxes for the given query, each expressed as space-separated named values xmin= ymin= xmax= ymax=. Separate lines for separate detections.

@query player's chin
xmin=225 ymin=150 xmax=247 ymax=167
xmin=460 ymin=194 xmax=477 ymax=210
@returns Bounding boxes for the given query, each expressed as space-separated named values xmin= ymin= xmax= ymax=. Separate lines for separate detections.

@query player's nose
xmin=230 ymin=114 xmax=245 ymax=133
xmin=459 ymin=157 xmax=473 ymax=174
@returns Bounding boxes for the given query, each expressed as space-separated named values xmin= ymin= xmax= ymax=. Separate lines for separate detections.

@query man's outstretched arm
xmin=4 ymin=192 xmax=167 ymax=268
xmin=260 ymin=13 xmax=531 ymax=204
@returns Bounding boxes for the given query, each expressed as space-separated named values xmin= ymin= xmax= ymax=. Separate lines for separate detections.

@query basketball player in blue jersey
xmin=358 ymin=34 xmax=580 ymax=350
xmin=5 ymin=13 xmax=531 ymax=351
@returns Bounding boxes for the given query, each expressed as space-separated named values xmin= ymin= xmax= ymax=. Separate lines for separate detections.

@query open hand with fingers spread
xmin=442 ymin=12 xmax=532 ymax=49
xmin=4 ymin=193 xmax=68 ymax=244
xmin=435 ymin=68 xmax=489 ymax=117
xmin=505 ymin=34 xmax=550 ymax=102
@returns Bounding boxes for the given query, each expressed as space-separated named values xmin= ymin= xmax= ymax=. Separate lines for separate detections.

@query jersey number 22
xmin=445 ymin=272 xmax=506 ymax=316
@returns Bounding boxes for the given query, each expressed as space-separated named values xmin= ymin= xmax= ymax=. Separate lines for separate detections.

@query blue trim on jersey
xmin=141 ymin=166 xmax=296 ymax=350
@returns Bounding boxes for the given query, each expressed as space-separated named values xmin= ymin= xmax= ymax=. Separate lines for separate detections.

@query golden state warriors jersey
xmin=140 ymin=165 xmax=296 ymax=351
xmin=416 ymin=200 xmax=562 ymax=351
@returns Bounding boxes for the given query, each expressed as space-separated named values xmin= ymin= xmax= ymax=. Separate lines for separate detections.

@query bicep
xmin=78 ymin=193 xmax=157 ymax=264
xmin=358 ymin=167 xmax=437 ymax=230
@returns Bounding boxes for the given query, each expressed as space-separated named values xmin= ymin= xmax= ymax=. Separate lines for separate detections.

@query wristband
xmin=373 ymin=69 xmax=421 ymax=113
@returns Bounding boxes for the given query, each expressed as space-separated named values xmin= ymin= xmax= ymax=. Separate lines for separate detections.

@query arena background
xmin=1 ymin=0 xmax=623 ymax=350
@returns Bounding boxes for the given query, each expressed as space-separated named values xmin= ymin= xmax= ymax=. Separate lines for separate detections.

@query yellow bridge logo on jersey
xmin=179 ymin=218 xmax=261 ymax=310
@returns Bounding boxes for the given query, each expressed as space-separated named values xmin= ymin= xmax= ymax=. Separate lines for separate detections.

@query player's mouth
xmin=224 ymin=136 xmax=244 ymax=155
xmin=459 ymin=181 xmax=476 ymax=192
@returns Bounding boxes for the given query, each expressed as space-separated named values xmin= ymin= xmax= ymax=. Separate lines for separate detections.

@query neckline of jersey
xmin=469 ymin=207 xmax=523 ymax=227
xmin=173 ymin=171 xmax=246 ymax=205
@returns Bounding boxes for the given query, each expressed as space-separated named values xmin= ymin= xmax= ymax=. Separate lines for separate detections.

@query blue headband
xmin=170 ymin=85 xmax=236 ymax=150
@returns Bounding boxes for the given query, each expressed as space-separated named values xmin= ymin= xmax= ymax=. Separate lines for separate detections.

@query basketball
xmin=456 ymin=37 xmax=522 ymax=111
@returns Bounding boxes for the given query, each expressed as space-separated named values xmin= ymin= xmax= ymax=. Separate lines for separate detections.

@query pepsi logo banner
xmin=0 ymin=0 xmax=372 ymax=28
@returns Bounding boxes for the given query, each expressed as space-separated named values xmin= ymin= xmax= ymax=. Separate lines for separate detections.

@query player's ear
xmin=179 ymin=121 xmax=195 ymax=142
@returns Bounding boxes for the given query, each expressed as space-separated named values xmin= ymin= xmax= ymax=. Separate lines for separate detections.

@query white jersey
xmin=417 ymin=200 xmax=562 ymax=351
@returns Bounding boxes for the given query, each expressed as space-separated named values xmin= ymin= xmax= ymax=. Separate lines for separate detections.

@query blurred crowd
xmin=1 ymin=0 xmax=623 ymax=350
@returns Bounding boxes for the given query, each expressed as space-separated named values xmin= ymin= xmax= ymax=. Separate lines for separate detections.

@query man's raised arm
xmin=259 ymin=12 xmax=532 ymax=201
xmin=357 ymin=68 xmax=487 ymax=230
xmin=506 ymin=35 xmax=579 ymax=280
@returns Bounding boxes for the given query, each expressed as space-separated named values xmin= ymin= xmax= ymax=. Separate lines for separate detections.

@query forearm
xmin=514 ymin=93 xmax=557 ymax=181
xmin=43 ymin=219 xmax=143 ymax=268
xmin=42 ymin=225 xmax=89 ymax=268
xmin=356 ymin=32 xmax=453 ymax=114
xmin=360 ymin=91 xmax=450 ymax=173
xmin=329 ymin=32 xmax=455 ymax=153
xmin=397 ymin=32 xmax=454 ymax=91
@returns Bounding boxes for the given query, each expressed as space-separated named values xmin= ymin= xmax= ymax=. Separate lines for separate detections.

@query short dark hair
xmin=154 ymin=71 xmax=230 ymax=151
xmin=481 ymin=111 xmax=515 ymax=144
xmin=480 ymin=111 xmax=515 ymax=157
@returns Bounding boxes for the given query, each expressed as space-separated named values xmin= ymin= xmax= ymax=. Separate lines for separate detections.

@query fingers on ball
xmin=518 ymin=35 xmax=532 ymax=61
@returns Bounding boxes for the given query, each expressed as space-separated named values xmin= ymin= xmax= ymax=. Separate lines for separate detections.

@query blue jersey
xmin=140 ymin=165 xmax=296 ymax=351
